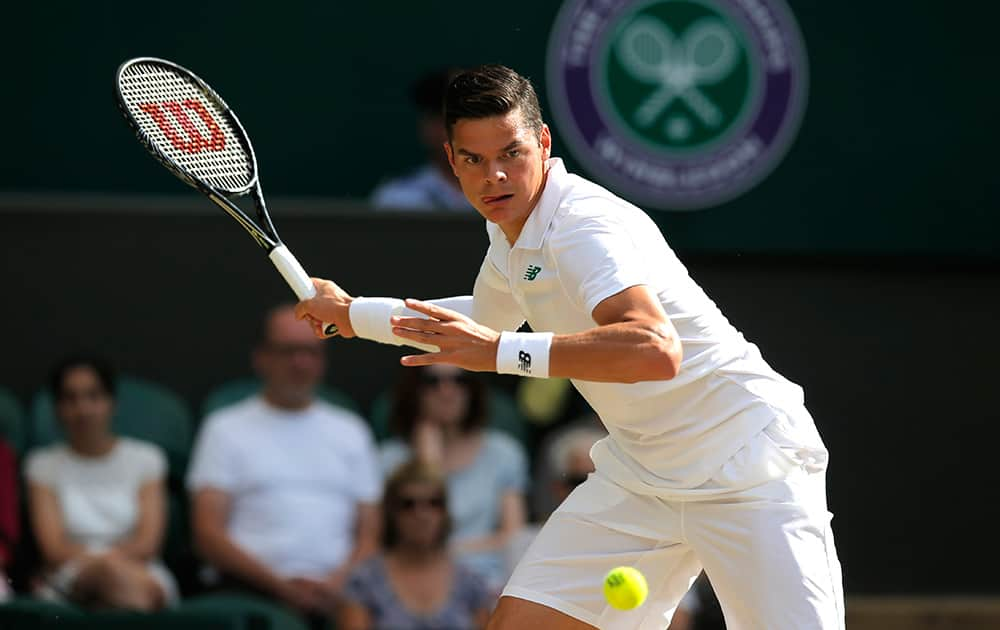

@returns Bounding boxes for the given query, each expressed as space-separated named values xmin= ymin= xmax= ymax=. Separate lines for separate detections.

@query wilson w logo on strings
xmin=138 ymin=100 xmax=226 ymax=154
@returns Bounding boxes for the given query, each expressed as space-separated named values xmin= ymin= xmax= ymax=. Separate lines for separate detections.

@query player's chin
xmin=479 ymin=203 xmax=520 ymax=224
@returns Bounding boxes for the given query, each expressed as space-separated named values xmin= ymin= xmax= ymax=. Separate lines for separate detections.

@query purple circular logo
xmin=547 ymin=0 xmax=808 ymax=210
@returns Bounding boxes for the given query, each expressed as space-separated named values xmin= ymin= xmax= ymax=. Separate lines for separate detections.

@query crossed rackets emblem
xmin=616 ymin=16 xmax=739 ymax=133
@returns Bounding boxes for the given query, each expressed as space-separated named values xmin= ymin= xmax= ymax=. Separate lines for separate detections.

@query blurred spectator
xmin=380 ymin=365 xmax=527 ymax=593
xmin=545 ymin=422 xmax=605 ymax=507
xmin=187 ymin=305 xmax=380 ymax=624
xmin=337 ymin=459 xmax=493 ymax=630
xmin=25 ymin=355 xmax=176 ymax=610
xmin=0 ymin=435 xmax=17 ymax=602
xmin=530 ymin=414 xmax=606 ymax=521
xmin=370 ymin=69 xmax=473 ymax=212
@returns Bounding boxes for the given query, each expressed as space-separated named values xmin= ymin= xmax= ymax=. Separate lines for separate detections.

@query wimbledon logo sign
xmin=546 ymin=0 xmax=808 ymax=210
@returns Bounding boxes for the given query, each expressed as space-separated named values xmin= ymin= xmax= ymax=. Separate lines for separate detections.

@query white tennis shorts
xmin=503 ymin=412 xmax=844 ymax=630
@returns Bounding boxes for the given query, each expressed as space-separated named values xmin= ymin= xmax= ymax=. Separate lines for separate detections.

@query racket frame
xmin=115 ymin=57 xmax=338 ymax=335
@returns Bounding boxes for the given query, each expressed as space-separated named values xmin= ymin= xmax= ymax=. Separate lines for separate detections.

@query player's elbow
xmin=650 ymin=335 xmax=682 ymax=380
xmin=631 ymin=323 xmax=682 ymax=382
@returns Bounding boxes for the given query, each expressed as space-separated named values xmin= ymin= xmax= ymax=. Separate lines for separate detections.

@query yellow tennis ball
xmin=603 ymin=566 xmax=648 ymax=610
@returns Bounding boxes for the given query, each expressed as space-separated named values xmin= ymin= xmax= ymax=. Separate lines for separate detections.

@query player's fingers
xmin=294 ymin=299 xmax=314 ymax=321
xmin=400 ymin=351 xmax=454 ymax=367
xmin=390 ymin=316 xmax=447 ymax=333
xmin=391 ymin=326 xmax=449 ymax=346
xmin=404 ymin=298 xmax=462 ymax=321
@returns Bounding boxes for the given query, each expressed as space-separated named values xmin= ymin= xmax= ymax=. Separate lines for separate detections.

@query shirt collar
xmin=487 ymin=157 xmax=568 ymax=250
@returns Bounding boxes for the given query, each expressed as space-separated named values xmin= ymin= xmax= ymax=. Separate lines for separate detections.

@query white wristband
xmin=496 ymin=331 xmax=554 ymax=378
xmin=349 ymin=297 xmax=438 ymax=352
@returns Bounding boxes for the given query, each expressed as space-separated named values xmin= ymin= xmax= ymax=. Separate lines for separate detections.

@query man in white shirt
xmin=187 ymin=305 xmax=381 ymax=621
xmin=295 ymin=66 xmax=843 ymax=630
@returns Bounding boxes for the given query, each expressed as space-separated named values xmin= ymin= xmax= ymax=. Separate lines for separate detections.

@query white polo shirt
xmin=468 ymin=158 xmax=807 ymax=493
xmin=187 ymin=396 xmax=381 ymax=577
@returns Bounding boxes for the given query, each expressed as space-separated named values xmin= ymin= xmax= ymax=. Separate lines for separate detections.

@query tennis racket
xmin=114 ymin=57 xmax=338 ymax=337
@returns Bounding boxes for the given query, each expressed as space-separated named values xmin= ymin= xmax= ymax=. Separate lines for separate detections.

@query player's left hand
xmin=392 ymin=299 xmax=500 ymax=372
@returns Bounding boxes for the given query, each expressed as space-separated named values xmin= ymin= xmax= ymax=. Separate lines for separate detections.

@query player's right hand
xmin=295 ymin=277 xmax=356 ymax=339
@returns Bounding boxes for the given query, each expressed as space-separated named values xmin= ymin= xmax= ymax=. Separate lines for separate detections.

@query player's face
xmin=446 ymin=109 xmax=552 ymax=242
xmin=56 ymin=367 xmax=114 ymax=441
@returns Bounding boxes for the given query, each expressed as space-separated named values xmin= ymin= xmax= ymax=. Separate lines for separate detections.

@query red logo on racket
xmin=139 ymin=100 xmax=225 ymax=154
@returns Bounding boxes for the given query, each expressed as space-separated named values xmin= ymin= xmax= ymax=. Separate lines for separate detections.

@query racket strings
xmin=119 ymin=62 xmax=254 ymax=193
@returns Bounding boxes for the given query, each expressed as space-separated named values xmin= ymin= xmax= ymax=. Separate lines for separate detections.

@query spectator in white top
xmin=371 ymin=69 xmax=473 ymax=212
xmin=25 ymin=355 xmax=176 ymax=610
xmin=187 ymin=305 xmax=381 ymax=624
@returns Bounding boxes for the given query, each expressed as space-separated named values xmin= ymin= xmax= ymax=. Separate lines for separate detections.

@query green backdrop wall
xmin=2 ymin=0 xmax=996 ymax=256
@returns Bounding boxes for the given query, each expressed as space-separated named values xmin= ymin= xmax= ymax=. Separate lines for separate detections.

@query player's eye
xmin=506 ymin=149 xmax=521 ymax=158
xmin=464 ymin=155 xmax=481 ymax=165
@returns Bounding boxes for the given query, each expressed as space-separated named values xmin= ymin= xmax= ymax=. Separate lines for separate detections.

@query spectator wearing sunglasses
xmin=379 ymin=365 xmax=528 ymax=594
xmin=337 ymin=460 xmax=493 ymax=630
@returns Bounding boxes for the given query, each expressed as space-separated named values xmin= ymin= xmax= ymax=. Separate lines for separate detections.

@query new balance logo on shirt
xmin=518 ymin=350 xmax=532 ymax=374
xmin=523 ymin=265 xmax=542 ymax=281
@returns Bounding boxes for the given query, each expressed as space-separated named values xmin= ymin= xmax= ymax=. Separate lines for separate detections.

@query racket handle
xmin=268 ymin=245 xmax=339 ymax=337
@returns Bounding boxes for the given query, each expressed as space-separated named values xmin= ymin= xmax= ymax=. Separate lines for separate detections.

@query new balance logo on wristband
xmin=523 ymin=265 xmax=542 ymax=281
xmin=518 ymin=350 xmax=532 ymax=373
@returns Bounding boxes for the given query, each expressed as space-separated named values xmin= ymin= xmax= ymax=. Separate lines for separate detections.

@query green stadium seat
xmin=0 ymin=386 xmax=25 ymax=453
xmin=180 ymin=593 xmax=311 ymax=630
xmin=0 ymin=597 xmax=84 ymax=629
xmin=200 ymin=378 xmax=361 ymax=419
xmin=369 ymin=386 xmax=529 ymax=447
xmin=27 ymin=376 xmax=193 ymax=478
xmin=0 ymin=594 xmax=311 ymax=630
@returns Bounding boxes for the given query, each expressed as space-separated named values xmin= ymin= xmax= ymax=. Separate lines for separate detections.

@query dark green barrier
xmin=1 ymin=1 xmax=997 ymax=255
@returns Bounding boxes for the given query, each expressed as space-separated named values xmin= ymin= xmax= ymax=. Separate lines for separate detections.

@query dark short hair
xmin=381 ymin=459 xmax=452 ymax=550
xmin=388 ymin=366 xmax=488 ymax=440
xmin=50 ymin=354 xmax=117 ymax=401
xmin=444 ymin=64 xmax=543 ymax=140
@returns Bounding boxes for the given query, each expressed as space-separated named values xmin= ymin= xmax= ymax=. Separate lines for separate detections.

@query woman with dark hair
xmin=24 ymin=355 xmax=176 ymax=609
xmin=337 ymin=460 xmax=493 ymax=630
xmin=379 ymin=364 xmax=527 ymax=593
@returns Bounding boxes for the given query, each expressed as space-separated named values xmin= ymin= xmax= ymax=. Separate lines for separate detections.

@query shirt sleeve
xmin=132 ymin=441 xmax=167 ymax=483
xmin=549 ymin=210 xmax=651 ymax=317
xmin=492 ymin=433 xmax=529 ymax=493
xmin=472 ymin=256 xmax=525 ymax=332
xmin=24 ymin=448 xmax=55 ymax=487
xmin=186 ymin=416 xmax=241 ymax=492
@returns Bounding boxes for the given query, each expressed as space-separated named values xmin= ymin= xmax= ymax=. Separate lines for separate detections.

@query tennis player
xmin=296 ymin=65 xmax=843 ymax=630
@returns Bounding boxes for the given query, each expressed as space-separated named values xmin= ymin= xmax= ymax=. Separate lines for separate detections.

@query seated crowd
xmin=0 ymin=304 xmax=708 ymax=629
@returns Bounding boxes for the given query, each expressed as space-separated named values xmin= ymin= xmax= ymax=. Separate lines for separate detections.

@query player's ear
xmin=444 ymin=141 xmax=458 ymax=176
xmin=539 ymin=124 xmax=552 ymax=160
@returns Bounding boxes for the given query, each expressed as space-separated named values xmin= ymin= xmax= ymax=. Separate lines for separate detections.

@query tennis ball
xmin=603 ymin=566 xmax=648 ymax=610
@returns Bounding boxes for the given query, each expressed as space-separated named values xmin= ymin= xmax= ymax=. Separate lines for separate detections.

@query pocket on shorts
xmin=763 ymin=405 xmax=829 ymax=474
xmin=709 ymin=406 xmax=828 ymax=493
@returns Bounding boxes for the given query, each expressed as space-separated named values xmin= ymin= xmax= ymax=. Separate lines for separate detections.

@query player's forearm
xmin=549 ymin=320 xmax=681 ymax=382
xmin=348 ymin=296 xmax=473 ymax=350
